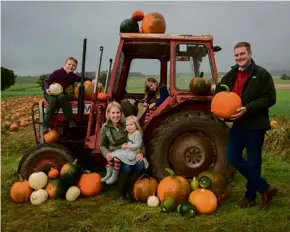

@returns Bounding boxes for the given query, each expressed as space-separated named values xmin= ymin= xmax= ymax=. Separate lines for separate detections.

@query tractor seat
xmin=42 ymin=99 xmax=92 ymax=115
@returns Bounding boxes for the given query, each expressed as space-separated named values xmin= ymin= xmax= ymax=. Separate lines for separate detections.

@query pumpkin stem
xmin=83 ymin=169 xmax=91 ymax=174
xmin=17 ymin=174 xmax=23 ymax=181
xmin=220 ymin=84 xmax=230 ymax=92
xmin=72 ymin=159 xmax=78 ymax=165
xmin=139 ymin=173 xmax=149 ymax=179
xmin=165 ymin=168 xmax=176 ymax=178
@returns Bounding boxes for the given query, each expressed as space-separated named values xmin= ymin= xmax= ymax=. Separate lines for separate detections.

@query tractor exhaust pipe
xmin=93 ymin=46 xmax=104 ymax=95
xmin=104 ymin=58 xmax=113 ymax=92
xmin=77 ymin=38 xmax=87 ymax=120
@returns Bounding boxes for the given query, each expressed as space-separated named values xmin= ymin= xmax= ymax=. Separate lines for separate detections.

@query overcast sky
xmin=2 ymin=1 xmax=290 ymax=76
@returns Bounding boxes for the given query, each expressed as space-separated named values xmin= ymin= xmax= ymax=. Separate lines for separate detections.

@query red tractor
xmin=18 ymin=33 xmax=235 ymax=182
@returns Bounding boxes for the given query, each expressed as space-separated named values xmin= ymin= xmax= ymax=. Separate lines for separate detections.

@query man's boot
xmin=101 ymin=166 xmax=113 ymax=182
xmin=126 ymin=173 xmax=139 ymax=202
xmin=116 ymin=174 xmax=129 ymax=200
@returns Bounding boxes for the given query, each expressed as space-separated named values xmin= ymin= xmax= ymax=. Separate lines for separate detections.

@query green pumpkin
xmin=120 ymin=18 xmax=139 ymax=33
xmin=45 ymin=179 xmax=65 ymax=199
xmin=189 ymin=77 xmax=212 ymax=96
xmin=177 ymin=203 xmax=196 ymax=218
xmin=191 ymin=177 xmax=199 ymax=190
xmin=199 ymin=176 xmax=212 ymax=189
xmin=59 ymin=159 xmax=82 ymax=190
xmin=160 ymin=198 xmax=177 ymax=213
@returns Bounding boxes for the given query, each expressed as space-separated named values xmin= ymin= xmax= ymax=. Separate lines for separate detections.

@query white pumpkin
xmin=28 ymin=171 xmax=48 ymax=190
xmin=147 ymin=192 xmax=160 ymax=207
xmin=30 ymin=189 xmax=48 ymax=205
xmin=66 ymin=186 xmax=81 ymax=202
xmin=49 ymin=83 xmax=63 ymax=96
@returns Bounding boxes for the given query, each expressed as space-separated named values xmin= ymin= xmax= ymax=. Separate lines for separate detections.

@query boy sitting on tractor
xmin=43 ymin=56 xmax=93 ymax=133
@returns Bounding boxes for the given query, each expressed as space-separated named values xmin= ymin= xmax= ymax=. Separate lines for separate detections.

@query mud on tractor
xmin=18 ymin=33 xmax=235 ymax=182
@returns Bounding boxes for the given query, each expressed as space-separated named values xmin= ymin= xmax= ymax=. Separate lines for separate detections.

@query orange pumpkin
xmin=157 ymin=168 xmax=191 ymax=205
xmin=10 ymin=174 xmax=32 ymax=203
xmin=9 ymin=123 xmax=19 ymax=132
xmin=77 ymin=171 xmax=102 ymax=197
xmin=270 ymin=120 xmax=277 ymax=128
xmin=188 ymin=188 xmax=218 ymax=215
xmin=44 ymin=129 xmax=60 ymax=143
xmin=48 ymin=167 xmax=59 ymax=179
xmin=97 ymin=92 xmax=108 ymax=101
xmin=84 ymin=80 xmax=94 ymax=100
xmin=132 ymin=10 xmax=144 ymax=22
xmin=133 ymin=174 xmax=158 ymax=203
xmin=211 ymin=84 xmax=242 ymax=119
xmin=141 ymin=12 xmax=166 ymax=34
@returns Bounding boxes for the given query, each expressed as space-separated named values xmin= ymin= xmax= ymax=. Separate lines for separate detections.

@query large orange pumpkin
xmin=157 ymin=168 xmax=191 ymax=204
xmin=44 ymin=129 xmax=60 ymax=143
xmin=197 ymin=171 xmax=227 ymax=198
xmin=10 ymin=174 xmax=33 ymax=203
xmin=188 ymin=188 xmax=218 ymax=215
xmin=77 ymin=171 xmax=102 ymax=197
xmin=141 ymin=12 xmax=166 ymax=34
xmin=84 ymin=80 xmax=94 ymax=100
xmin=133 ymin=174 xmax=158 ymax=203
xmin=211 ymin=84 xmax=242 ymax=119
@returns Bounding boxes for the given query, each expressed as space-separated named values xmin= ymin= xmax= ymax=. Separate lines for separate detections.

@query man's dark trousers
xmin=226 ymin=123 xmax=269 ymax=201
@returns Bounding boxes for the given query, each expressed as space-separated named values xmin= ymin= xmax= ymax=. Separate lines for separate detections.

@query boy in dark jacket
xmin=43 ymin=57 xmax=92 ymax=132
xmin=214 ymin=42 xmax=277 ymax=209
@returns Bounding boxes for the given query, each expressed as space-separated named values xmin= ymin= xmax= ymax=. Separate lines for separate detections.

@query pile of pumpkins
xmin=49 ymin=80 xmax=107 ymax=102
xmin=120 ymin=10 xmax=166 ymax=34
xmin=133 ymin=168 xmax=228 ymax=218
xmin=10 ymin=159 xmax=103 ymax=205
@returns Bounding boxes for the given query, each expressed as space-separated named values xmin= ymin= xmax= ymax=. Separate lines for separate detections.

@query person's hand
xmin=230 ymin=107 xmax=247 ymax=120
xmin=149 ymin=103 xmax=156 ymax=109
xmin=106 ymin=153 xmax=112 ymax=162
xmin=136 ymin=153 xmax=144 ymax=162
xmin=211 ymin=84 xmax=216 ymax=92
xmin=46 ymin=89 xmax=52 ymax=95
xmin=91 ymin=79 xmax=96 ymax=86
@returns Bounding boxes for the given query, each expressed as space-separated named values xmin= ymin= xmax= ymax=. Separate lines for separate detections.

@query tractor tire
xmin=147 ymin=110 xmax=236 ymax=183
xmin=18 ymin=143 xmax=74 ymax=180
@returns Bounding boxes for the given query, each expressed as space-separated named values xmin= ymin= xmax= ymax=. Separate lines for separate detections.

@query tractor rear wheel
xmin=147 ymin=110 xmax=236 ymax=183
xmin=18 ymin=143 xmax=74 ymax=180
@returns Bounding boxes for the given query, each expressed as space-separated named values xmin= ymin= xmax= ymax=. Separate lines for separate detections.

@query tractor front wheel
xmin=18 ymin=143 xmax=74 ymax=179
xmin=147 ymin=110 xmax=235 ymax=183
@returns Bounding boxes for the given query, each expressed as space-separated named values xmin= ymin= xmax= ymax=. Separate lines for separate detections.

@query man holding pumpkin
xmin=214 ymin=42 xmax=277 ymax=209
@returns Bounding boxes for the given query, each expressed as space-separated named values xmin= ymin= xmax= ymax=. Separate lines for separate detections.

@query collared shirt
xmin=232 ymin=63 xmax=252 ymax=97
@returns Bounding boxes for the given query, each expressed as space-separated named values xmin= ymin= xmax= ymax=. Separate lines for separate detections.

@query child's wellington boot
xmin=106 ymin=169 xmax=119 ymax=185
xmin=101 ymin=166 xmax=113 ymax=182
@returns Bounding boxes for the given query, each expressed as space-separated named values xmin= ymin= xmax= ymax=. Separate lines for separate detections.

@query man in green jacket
xmin=214 ymin=42 xmax=277 ymax=209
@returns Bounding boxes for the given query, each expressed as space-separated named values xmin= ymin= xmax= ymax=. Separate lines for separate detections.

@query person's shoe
xmin=116 ymin=174 xmax=129 ymax=200
xmin=240 ymin=197 xmax=256 ymax=208
xmin=260 ymin=185 xmax=278 ymax=209
xmin=101 ymin=166 xmax=113 ymax=182
xmin=106 ymin=169 xmax=119 ymax=185
xmin=68 ymin=120 xmax=76 ymax=128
